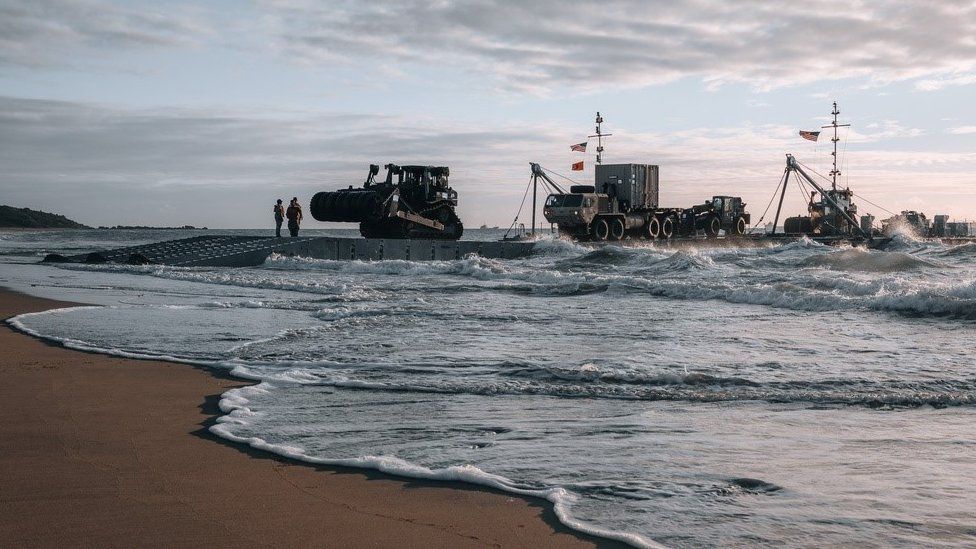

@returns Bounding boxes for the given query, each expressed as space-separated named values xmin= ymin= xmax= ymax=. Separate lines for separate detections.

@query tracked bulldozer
xmin=310 ymin=164 xmax=464 ymax=239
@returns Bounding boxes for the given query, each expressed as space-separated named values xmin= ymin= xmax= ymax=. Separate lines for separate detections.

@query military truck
xmin=542 ymin=163 xmax=750 ymax=241
xmin=678 ymin=196 xmax=750 ymax=238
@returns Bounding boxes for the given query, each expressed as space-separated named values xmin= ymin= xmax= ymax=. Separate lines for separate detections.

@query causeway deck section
xmin=45 ymin=232 xmax=970 ymax=268
xmin=49 ymin=235 xmax=536 ymax=267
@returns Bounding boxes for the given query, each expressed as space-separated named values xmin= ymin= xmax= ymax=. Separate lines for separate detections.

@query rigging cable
xmin=538 ymin=177 xmax=561 ymax=195
xmin=540 ymin=166 xmax=584 ymax=186
xmin=841 ymin=126 xmax=850 ymax=188
xmin=793 ymin=170 xmax=814 ymax=205
xmin=795 ymin=157 xmax=898 ymax=217
xmin=752 ymin=170 xmax=787 ymax=228
xmin=794 ymin=159 xmax=835 ymax=186
xmin=504 ymin=175 xmax=534 ymax=238
xmin=852 ymin=193 xmax=898 ymax=216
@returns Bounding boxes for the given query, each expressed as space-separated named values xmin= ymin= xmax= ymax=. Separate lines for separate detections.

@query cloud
xmin=6 ymin=1 xmax=976 ymax=94
xmin=846 ymin=121 xmax=925 ymax=142
xmin=261 ymin=0 xmax=976 ymax=93
xmin=0 ymin=95 xmax=567 ymax=227
xmin=915 ymin=73 xmax=976 ymax=91
xmin=0 ymin=0 xmax=212 ymax=67
xmin=3 ymin=95 xmax=976 ymax=228
xmin=948 ymin=125 xmax=976 ymax=135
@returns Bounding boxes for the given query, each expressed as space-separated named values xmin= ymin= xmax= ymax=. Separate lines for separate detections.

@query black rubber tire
xmin=609 ymin=218 xmax=626 ymax=241
xmin=706 ymin=216 xmax=721 ymax=238
xmin=646 ymin=217 xmax=661 ymax=239
xmin=660 ymin=216 xmax=674 ymax=239
xmin=784 ymin=216 xmax=814 ymax=235
xmin=730 ymin=216 xmax=746 ymax=236
xmin=593 ymin=218 xmax=610 ymax=241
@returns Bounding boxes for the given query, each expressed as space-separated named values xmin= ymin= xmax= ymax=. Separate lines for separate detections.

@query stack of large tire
xmin=310 ymin=190 xmax=381 ymax=222
xmin=783 ymin=216 xmax=814 ymax=235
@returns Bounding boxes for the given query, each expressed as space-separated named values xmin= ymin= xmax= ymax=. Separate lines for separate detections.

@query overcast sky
xmin=2 ymin=0 xmax=976 ymax=228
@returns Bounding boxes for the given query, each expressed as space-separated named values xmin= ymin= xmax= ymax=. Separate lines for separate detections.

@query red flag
xmin=572 ymin=161 xmax=584 ymax=171
xmin=570 ymin=142 xmax=587 ymax=152
xmin=799 ymin=130 xmax=820 ymax=142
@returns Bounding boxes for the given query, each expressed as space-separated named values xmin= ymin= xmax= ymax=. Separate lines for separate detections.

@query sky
xmin=2 ymin=0 xmax=976 ymax=229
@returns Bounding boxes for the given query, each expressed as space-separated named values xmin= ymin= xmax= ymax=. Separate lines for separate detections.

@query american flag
xmin=570 ymin=142 xmax=587 ymax=152
xmin=799 ymin=130 xmax=820 ymax=142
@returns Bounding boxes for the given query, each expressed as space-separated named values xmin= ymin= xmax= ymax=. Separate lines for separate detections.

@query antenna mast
xmin=588 ymin=112 xmax=612 ymax=164
xmin=822 ymin=101 xmax=850 ymax=191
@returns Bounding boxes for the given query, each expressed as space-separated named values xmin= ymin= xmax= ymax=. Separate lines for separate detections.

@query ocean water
xmin=2 ymin=228 xmax=976 ymax=547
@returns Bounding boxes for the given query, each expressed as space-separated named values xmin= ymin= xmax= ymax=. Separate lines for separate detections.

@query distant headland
xmin=0 ymin=205 xmax=88 ymax=229
xmin=0 ymin=206 xmax=206 ymax=230
xmin=95 ymin=225 xmax=208 ymax=230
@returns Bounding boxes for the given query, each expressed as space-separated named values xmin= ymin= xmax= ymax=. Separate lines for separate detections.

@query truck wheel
xmin=706 ymin=216 xmax=721 ymax=238
xmin=609 ymin=218 xmax=626 ymax=241
xmin=593 ymin=218 xmax=610 ymax=241
xmin=646 ymin=217 xmax=661 ymax=239
xmin=730 ymin=216 xmax=746 ymax=236
xmin=660 ymin=216 xmax=674 ymax=239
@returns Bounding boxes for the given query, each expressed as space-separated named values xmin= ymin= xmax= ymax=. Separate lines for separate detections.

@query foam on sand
xmin=210 ymin=383 xmax=665 ymax=549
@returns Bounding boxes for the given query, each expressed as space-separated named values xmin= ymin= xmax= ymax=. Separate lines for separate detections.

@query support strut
xmin=771 ymin=166 xmax=791 ymax=236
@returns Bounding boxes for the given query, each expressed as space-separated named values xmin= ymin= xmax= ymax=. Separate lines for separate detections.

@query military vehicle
xmin=679 ymin=196 xmax=751 ymax=238
xmin=541 ymin=163 xmax=750 ymax=241
xmin=310 ymin=163 xmax=463 ymax=239
xmin=881 ymin=210 xmax=929 ymax=237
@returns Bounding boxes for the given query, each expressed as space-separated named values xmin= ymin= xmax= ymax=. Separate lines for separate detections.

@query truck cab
xmin=543 ymin=191 xmax=605 ymax=234
xmin=712 ymin=196 xmax=748 ymax=227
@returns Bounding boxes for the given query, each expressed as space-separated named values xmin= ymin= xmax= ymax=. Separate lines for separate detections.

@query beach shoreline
xmin=0 ymin=287 xmax=610 ymax=548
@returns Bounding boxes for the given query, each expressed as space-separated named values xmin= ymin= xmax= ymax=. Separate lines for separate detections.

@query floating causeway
xmin=49 ymin=235 xmax=536 ymax=267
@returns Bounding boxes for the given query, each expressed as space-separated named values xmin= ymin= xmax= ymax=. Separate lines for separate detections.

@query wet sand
xmin=0 ymin=288 xmax=607 ymax=548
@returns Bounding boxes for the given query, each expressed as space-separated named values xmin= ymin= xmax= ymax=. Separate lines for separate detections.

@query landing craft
xmin=768 ymin=102 xmax=872 ymax=242
xmin=729 ymin=102 xmax=975 ymax=246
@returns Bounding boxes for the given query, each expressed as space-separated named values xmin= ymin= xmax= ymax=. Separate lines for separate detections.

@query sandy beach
xmin=0 ymin=288 xmax=604 ymax=548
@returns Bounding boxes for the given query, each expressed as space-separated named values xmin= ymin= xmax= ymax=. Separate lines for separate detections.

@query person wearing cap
xmin=273 ymin=198 xmax=285 ymax=237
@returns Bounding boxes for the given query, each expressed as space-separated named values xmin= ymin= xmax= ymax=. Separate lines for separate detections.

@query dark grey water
xmin=3 ymin=229 xmax=975 ymax=547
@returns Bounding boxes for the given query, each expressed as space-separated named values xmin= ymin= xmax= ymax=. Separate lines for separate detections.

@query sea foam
xmin=210 ymin=383 xmax=664 ymax=549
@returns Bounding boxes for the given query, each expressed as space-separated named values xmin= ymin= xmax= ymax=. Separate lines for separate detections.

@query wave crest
xmin=801 ymin=248 xmax=938 ymax=272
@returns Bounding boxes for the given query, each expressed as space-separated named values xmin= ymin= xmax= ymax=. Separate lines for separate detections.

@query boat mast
xmin=822 ymin=101 xmax=850 ymax=192
xmin=588 ymin=112 xmax=612 ymax=165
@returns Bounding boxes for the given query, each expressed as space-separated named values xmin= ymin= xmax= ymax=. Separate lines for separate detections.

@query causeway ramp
xmin=47 ymin=235 xmax=536 ymax=267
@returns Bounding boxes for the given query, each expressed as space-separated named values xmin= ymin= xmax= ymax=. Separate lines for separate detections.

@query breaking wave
xmin=212 ymin=359 xmax=976 ymax=409
xmin=57 ymin=245 xmax=976 ymax=319
xmin=9 ymin=304 xmax=974 ymax=411
xmin=801 ymin=248 xmax=939 ymax=272
xmin=939 ymin=242 xmax=976 ymax=258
